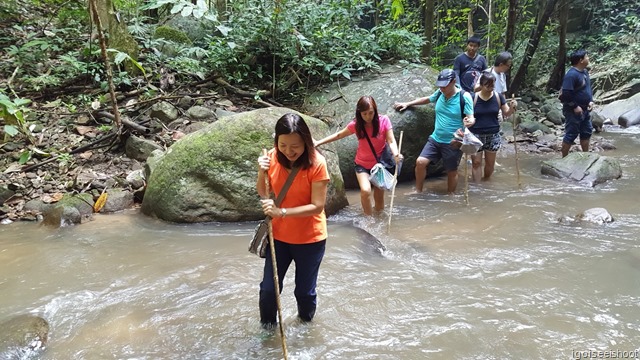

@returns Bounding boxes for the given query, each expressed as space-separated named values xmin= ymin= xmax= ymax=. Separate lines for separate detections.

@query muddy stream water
xmin=1 ymin=127 xmax=639 ymax=359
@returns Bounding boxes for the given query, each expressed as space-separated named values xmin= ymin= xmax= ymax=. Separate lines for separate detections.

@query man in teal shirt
xmin=394 ymin=69 xmax=475 ymax=194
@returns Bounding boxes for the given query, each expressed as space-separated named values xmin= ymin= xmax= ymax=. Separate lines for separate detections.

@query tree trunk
xmin=93 ymin=0 xmax=139 ymax=74
xmin=216 ymin=0 xmax=227 ymax=20
xmin=546 ymin=0 xmax=568 ymax=91
xmin=504 ymin=0 xmax=517 ymax=51
xmin=509 ymin=0 xmax=557 ymax=95
xmin=422 ymin=0 xmax=435 ymax=59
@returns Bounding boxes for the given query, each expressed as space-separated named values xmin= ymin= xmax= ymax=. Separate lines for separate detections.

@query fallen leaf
xmin=41 ymin=192 xmax=63 ymax=204
xmin=3 ymin=164 xmax=23 ymax=173
xmin=91 ymin=100 xmax=101 ymax=110
xmin=94 ymin=192 xmax=108 ymax=213
xmin=215 ymin=99 xmax=233 ymax=107
xmin=76 ymin=126 xmax=93 ymax=135
xmin=78 ymin=151 xmax=93 ymax=160
xmin=172 ymin=131 xmax=186 ymax=140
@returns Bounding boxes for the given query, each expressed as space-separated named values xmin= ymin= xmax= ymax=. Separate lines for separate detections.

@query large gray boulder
xmin=303 ymin=63 xmax=444 ymax=189
xmin=618 ymin=108 xmax=640 ymax=128
xmin=541 ymin=152 xmax=622 ymax=186
xmin=142 ymin=107 xmax=348 ymax=222
xmin=596 ymin=92 xmax=640 ymax=124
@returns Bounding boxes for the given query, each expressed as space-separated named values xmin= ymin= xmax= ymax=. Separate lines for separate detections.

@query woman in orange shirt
xmin=256 ymin=113 xmax=330 ymax=329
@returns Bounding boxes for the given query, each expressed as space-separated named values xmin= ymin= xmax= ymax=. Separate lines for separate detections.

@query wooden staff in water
xmin=262 ymin=149 xmax=289 ymax=359
xmin=387 ymin=131 xmax=404 ymax=233
xmin=511 ymin=95 xmax=522 ymax=189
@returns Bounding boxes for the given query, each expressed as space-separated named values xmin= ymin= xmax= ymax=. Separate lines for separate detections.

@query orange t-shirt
xmin=267 ymin=149 xmax=329 ymax=244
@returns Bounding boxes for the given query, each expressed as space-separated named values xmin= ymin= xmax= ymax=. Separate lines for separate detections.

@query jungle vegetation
xmin=0 ymin=0 xmax=638 ymax=146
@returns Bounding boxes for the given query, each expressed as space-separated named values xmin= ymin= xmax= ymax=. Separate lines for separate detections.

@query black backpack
xmin=434 ymin=90 xmax=467 ymax=120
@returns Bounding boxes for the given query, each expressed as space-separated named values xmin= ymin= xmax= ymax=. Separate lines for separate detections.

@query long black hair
xmin=274 ymin=113 xmax=316 ymax=169
xmin=354 ymin=96 xmax=380 ymax=139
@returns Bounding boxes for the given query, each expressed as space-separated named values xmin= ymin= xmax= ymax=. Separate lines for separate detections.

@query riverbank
xmin=0 ymin=83 xmax=627 ymax=225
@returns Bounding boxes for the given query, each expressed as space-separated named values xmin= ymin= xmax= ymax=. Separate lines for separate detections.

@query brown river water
xmin=1 ymin=126 xmax=639 ymax=359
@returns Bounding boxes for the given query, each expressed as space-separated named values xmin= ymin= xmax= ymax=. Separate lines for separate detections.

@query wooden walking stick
xmin=262 ymin=149 xmax=289 ymax=359
xmin=387 ymin=131 xmax=404 ymax=234
xmin=511 ymin=95 xmax=522 ymax=190
xmin=464 ymin=153 xmax=470 ymax=205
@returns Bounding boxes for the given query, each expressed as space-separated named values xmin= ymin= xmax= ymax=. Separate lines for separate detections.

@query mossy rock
xmin=142 ymin=107 xmax=348 ymax=223
xmin=154 ymin=25 xmax=193 ymax=45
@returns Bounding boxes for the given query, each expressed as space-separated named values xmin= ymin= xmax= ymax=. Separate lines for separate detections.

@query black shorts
xmin=419 ymin=137 xmax=463 ymax=172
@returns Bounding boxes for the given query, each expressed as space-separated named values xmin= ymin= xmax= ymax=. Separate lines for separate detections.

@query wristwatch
xmin=281 ymin=208 xmax=287 ymax=218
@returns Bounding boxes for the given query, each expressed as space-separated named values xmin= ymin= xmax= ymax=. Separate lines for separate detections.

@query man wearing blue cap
xmin=393 ymin=69 xmax=475 ymax=194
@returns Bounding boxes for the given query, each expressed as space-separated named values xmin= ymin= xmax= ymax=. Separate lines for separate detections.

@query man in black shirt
xmin=453 ymin=36 xmax=488 ymax=92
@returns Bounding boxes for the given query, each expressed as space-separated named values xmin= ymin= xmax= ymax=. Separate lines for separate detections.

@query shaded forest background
xmin=0 ymin=0 xmax=639 ymax=158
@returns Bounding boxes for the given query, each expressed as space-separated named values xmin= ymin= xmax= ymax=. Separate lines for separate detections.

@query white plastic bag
xmin=369 ymin=163 xmax=397 ymax=191
xmin=460 ymin=127 xmax=483 ymax=155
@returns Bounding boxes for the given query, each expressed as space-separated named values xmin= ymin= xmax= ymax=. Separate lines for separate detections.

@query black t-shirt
xmin=453 ymin=53 xmax=488 ymax=92
xmin=469 ymin=92 xmax=506 ymax=134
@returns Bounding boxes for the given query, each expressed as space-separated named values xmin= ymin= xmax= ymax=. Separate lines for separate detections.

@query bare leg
xmin=483 ymin=151 xmax=497 ymax=180
xmin=561 ymin=142 xmax=572 ymax=157
xmin=355 ymin=172 xmax=373 ymax=215
xmin=471 ymin=152 xmax=483 ymax=182
xmin=447 ymin=170 xmax=458 ymax=194
xmin=580 ymin=138 xmax=590 ymax=152
xmin=414 ymin=156 xmax=430 ymax=193
xmin=373 ymin=187 xmax=385 ymax=213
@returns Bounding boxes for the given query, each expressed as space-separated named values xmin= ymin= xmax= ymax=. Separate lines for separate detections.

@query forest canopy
xmin=0 ymin=0 xmax=638 ymax=115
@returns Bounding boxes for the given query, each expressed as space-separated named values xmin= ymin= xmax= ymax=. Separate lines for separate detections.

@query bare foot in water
xmin=404 ymin=190 xmax=421 ymax=196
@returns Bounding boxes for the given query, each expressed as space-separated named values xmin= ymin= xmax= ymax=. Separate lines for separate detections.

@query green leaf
xmin=181 ymin=5 xmax=193 ymax=17
xmin=170 ymin=3 xmax=185 ymax=14
xmin=128 ymin=58 xmax=147 ymax=77
xmin=18 ymin=150 xmax=31 ymax=165
xmin=4 ymin=125 xmax=19 ymax=136
xmin=192 ymin=6 xmax=205 ymax=18
xmin=114 ymin=52 xmax=128 ymax=64
xmin=217 ymin=25 xmax=232 ymax=36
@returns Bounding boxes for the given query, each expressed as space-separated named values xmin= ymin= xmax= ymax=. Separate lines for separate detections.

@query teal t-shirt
xmin=428 ymin=89 xmax=474 ymax=143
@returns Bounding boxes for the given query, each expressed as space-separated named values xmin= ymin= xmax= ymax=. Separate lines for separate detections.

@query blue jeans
xmin=259 ymin=239 xmax=326 ymax=325
xmin=563 ymin=108 xmax=592 ymax=144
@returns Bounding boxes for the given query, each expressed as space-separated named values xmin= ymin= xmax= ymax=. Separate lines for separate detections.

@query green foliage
xmin=0 ymin=93 xmax=35 ymax=145
xmin=107 ymin=48 xmax=147 ymax=77
xmin=141 ymin=0 xmax=216 ymax=20
xmin=199 ymin=0 xmax=420 ymax=89
xmin=373 ymin=24 xmax=424 ymax=62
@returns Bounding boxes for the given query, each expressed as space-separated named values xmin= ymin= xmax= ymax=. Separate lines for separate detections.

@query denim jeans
xmin=563 ymin=108 xmax=593 ymax=144
xmin=259 ymin=239 xmax=326 ymax=325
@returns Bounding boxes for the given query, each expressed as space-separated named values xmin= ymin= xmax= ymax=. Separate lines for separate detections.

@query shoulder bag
xmin=363 ymin=131 xmax=397 ymax=191
xmin=249 ymin=166 xmax=300 ymax=258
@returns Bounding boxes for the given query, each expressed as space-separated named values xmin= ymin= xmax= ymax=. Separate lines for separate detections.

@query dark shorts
xmin=419 ymin=137 xmax=463 ymax=172
xmin=563 ymin=109 xmax=592 ymax=143
xmin=354 ymin=163 xmax=370 ymax=174
xmin=473 ymin=132 xmax=501 ymax=152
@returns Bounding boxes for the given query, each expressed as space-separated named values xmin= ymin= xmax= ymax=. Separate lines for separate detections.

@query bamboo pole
xmin=262 ymin=149 xmax=289 ymax=359
xmin=387 ymin=131 xmax=404 ymax=234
